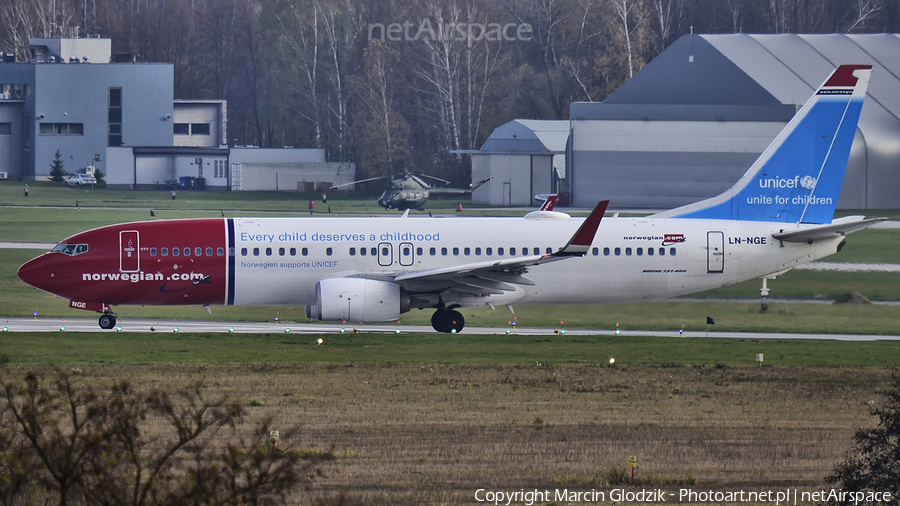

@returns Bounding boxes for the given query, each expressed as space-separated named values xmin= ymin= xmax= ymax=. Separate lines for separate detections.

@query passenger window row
xmin=237 ymin=245 xmax=677 ymax=258
xmin=150 ymin=247 xmax=224 ymax=257
xmin=593 ymin=246 xmax=677 ymax=257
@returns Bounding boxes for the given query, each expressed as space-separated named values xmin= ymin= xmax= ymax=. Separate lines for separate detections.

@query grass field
xmin=0 ymin=360 xmax=892 ymax=504
xmin=2 ymin=332 xmax=898 ymax=367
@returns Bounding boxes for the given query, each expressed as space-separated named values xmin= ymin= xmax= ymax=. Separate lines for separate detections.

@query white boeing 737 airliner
xmin=18 ymin=65 xmax=883 ymax=332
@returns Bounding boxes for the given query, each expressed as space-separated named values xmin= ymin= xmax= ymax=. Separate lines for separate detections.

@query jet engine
xmin=305 ymin=278 xmax=409 ymax=322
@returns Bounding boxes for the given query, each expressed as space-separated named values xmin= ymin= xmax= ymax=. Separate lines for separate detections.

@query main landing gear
xmin=98 ymin=313 xmax=117 ymax=330
xmin=431 ymin=309 xmax=465 ymax=333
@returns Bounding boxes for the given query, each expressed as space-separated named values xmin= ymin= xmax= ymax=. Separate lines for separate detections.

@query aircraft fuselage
xmin=18 ymin=215 xmax=840 ymax=311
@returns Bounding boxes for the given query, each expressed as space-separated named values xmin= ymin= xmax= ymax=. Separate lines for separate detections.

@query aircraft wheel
xmin=431 ymin=310 xmax=450 ymax=333
xmin=98 ymin=314 xmax=116 ymax=330
xmin=447 ymin=310 xmax=464 ymax=333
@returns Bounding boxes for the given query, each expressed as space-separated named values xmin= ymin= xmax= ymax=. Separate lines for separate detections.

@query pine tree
xmin=48 ymin=150 xmax=68 ymax=183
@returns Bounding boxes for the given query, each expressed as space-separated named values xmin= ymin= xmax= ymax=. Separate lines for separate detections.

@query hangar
xmin=568 ymin=33 xmax=900 ymax=210
xmin=467 ymin=119 xmax=568 ymax=206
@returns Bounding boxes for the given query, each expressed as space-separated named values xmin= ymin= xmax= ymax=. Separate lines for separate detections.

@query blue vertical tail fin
xmin=654 ymin=65 xmax=872 ymax=224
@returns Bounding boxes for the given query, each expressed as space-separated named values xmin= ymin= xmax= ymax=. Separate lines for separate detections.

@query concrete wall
xmin=173 ymin=101 xmax=226 ymax=147
xmin=105 ymin=147 xmax=133 ymax=186
xmin=0 ymin=102 xmax=23 ymax=177
xmin=471 ymin=153 xmax=556 ymax=206
xmin=233 ymin=162 xmax=355 ymax=191
xmin=30 ymin=38 xmax=112 ymax=63
xmin=570 ymin=120 xmax=787 ymax=209
xmin=0 ymin=63 xmax=35 ymax=178
xmin=230 ymin=148 xmax=325 ymax=164
xmin=107 ymin=147 xmax=229 ymax=190
xmin=32 ymin=63 xmax=174 ymax=179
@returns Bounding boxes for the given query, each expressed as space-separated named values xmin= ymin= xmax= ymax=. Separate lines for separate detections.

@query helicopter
xmin=330 ymin=173 xmax=492 ymax=210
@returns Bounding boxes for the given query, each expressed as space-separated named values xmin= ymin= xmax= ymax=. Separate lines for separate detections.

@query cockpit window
xmin=51 ymin=243 xmax=89 ymax=256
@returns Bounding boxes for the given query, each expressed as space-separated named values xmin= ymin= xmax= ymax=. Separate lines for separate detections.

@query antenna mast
xmin=80 ymin=0 xmax=97 ymax=37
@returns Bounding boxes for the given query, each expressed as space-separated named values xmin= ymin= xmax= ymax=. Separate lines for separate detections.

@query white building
xmin=465 ymin=120 xmax=568 ymax=206
xmin=107 ymin=146 xmax=355 ymax=191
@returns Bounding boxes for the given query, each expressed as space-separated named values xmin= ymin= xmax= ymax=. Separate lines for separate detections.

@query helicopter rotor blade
xmin=417 ymin=174 xmax=452 ymax=187
xmin=330 ymin=175 xmax=392 ymax=191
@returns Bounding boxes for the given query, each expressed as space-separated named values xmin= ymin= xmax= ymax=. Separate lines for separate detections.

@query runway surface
xmin=2 ymin=316 xmax=899 ymax=341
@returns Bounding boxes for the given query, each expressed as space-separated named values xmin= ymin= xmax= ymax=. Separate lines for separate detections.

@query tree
xmin=0 ymin=369 xmax=322 ymax=506
xmin=49 ymin=150 xmax=69 ymax=183
xmin=827 ymin=373 xmax=900 ymax=504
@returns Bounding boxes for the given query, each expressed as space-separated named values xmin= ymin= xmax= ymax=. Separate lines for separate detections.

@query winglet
xmin=555 ymin=200 xmax=608 ymax=256
xmin=538 ymin=194 xmax=558 ymax=211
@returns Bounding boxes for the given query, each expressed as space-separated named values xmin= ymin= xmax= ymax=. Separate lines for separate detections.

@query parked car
xmin=66 ymin=174 xmax=97 ymax=187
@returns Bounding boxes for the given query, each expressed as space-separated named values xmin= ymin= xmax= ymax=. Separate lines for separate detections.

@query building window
xmin=191 ymin=123 xmax=211 ymax=135
xmin=39 ymin=123 xmax=84 ymax=135
xmin=108 ymin=87 xmax=122 ymax=146
xmin=109 ymin=87 xmax=122 ymax=107
xmin=0 ymin=123 xmax=10 ymax=135
xmin=174 ymin=123 xmax=189 ymax=135
xmin=214 ymin=160 xmax=227 ymax=178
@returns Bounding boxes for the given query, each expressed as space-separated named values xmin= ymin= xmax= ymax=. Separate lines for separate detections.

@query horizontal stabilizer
xmin=772 ymin=216 xmax=887 ymax=243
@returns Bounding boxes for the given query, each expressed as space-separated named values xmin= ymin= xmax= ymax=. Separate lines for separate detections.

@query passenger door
xmin=707 ymin=231 xmax=724 ymax=273
xmin=120 ymin=230 xmax=140 ymax=272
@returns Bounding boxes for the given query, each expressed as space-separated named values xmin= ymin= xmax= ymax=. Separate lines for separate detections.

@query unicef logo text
xmin=758 ymin=175 xmax=817 ymax=190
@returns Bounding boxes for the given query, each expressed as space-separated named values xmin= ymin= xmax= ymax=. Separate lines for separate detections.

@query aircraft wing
xmin=772 ymin=216 xmax=887 ymax=243
xmin=394 ymin=201 xmax=608 ymax=294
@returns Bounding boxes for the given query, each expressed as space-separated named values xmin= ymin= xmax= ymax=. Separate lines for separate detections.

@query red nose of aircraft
xmin=17 ymin=254 xmax=58 ymax=295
